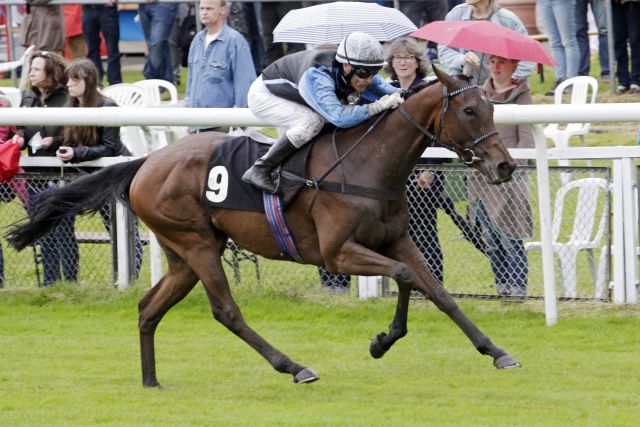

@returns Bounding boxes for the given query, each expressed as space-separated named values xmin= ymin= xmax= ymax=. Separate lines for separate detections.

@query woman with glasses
xmin=242 ymin=31 xmax=404 ymax=193
xmin=384 ymin=37 xmax=447 ymax=284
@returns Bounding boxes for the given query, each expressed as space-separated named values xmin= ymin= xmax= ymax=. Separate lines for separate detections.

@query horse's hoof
xmin=293 ymin=367 xmax=319 ymax=384
xmin=143 ymin=381 xmax=162 ymax=388
xmin=493 ymin=354 xmax=521 ymax=369
xmin=369 ymin=333 xmax=387 ymax=359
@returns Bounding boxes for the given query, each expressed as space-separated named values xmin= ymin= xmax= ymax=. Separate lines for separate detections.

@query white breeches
xmin=248 ymin=76 xmax=325 ymax=148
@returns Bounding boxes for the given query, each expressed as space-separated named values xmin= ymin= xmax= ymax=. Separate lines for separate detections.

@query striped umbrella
xmin=273 ymin=2 xmax=417 ymax=45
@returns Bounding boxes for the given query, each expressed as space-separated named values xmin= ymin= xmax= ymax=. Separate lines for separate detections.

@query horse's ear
xmin=432 ymin=64 xmax=455 ymax=89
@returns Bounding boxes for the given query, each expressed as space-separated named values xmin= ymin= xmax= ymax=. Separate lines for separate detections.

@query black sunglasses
xmin=353 ymin=67 xmax=380 ymax=79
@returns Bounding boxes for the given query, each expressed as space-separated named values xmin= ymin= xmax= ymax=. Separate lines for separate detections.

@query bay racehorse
xmin=7 ymin=66 xmax=521 ymax=387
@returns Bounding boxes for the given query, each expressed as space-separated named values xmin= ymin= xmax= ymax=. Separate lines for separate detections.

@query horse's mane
xmin=453 ymin=74 xmax=473 ymax=82
xmin=403 ymin=79 xmax=437 ymax=99
xmin=403 ymin=74 xmax=473 ymax=100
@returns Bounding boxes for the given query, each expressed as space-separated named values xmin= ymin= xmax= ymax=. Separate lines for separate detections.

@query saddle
xmin=201 ymin=134 xmax=313 ymax=212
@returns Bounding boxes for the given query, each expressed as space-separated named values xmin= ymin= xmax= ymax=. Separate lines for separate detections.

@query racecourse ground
xmin=0 ymin=283 xmax=638 ymax=426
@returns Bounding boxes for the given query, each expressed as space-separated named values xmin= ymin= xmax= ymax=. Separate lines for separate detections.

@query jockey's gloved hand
xmin=368 ymin=92 xmax=405 ymax=115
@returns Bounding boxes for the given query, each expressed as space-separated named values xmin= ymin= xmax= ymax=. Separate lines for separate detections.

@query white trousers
xmin=248 ymin=76 xmax=325 ymax=148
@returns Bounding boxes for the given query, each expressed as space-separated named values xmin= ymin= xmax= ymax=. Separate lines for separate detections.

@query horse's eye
xmin=464 ymin=107 xmax=475 ymax=116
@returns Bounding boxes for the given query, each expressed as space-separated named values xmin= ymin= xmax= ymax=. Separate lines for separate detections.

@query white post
xmin=358 ymin=276 xmax=381 ymax=299
xmin=622 ymin=159 xmax=639 ymax=303
xmin=533 ymin=125 xmax=558 ymax=326
xmin=149 ymin=232 xmax=164 ymax=287
xmin=611 ymin=160 xmax=626 ymax=303
xmin=115 ymin=201 xmax=131 ymax=289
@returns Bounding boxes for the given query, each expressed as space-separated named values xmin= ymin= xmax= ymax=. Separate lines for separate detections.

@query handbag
xmin=0 ymin=141 xmax=21 ymax=182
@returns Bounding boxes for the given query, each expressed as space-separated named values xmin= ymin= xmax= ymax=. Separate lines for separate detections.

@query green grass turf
xmin=1 ymin=54 xmax=638 ymax=426
xmin=0 ymin=284 xmax=638 ymax=426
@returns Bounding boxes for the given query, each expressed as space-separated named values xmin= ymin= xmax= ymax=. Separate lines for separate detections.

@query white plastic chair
xmin=525 ymin=178 xmax=610 ymax=298
xmin=101 ymin=83 xmax=151 ymax=156
xmin=101 ymin=83 xmax=149 ymax=108
xmin=133 ymin=79 xmax=179 ymax=107
xmin=0 ymin=87 xmax=21 ymax=107
xmin=0 ymin=94 xmax=13 ymax=107
xmin=0 ymin=44 xmax=35 ymax=92
xmin=133 ymin=79 xmax=181 ymax=149
xmin=543 ymin=76 xmax=598 ymax=174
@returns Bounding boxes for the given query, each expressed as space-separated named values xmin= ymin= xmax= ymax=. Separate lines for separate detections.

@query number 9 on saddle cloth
xmin=201 ymin=135 xmax=313 ymax=213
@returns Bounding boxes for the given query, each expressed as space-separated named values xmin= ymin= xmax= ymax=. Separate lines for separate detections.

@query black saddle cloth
xmin=201 ymin=136 xmax=312 ymax=212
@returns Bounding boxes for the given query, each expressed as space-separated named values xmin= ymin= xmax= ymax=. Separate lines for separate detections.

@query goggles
xmin=352 ymin=66 xmax=380 ymax=79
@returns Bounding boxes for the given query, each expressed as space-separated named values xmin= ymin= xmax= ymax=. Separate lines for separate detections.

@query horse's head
xmin=430 ymin=65 xmax=516 ymax=184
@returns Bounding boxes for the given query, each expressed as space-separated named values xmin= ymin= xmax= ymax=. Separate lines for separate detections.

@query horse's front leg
xmin=325 ymin=239 xmax=419 ymax=358
xmin=331 ymin=236 xmax=520 ymax=369
xmin=368 ymin=279 xmax=411 ymax=359
xmin=368 ymin=235 xmax=447 ymax=358
xmin=391 ymin=235 xmax=521 ymax=369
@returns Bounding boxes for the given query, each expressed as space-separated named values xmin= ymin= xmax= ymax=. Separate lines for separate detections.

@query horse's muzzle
xmin=495 ymin=160 xmax=517 ymax=183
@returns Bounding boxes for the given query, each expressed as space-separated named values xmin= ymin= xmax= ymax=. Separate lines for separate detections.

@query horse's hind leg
xmin=138 ymin=244 xmax=199 ymax=387
xmin=190 ymin=247 xmax=319 ymax=384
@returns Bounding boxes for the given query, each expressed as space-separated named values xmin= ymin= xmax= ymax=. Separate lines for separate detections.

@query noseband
xmin=397 ymin=84 xmax=497 ymax=165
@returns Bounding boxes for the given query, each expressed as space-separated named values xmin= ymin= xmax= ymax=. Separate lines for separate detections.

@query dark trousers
xmin=139 ymin=3 xmax=178 ymax=83
xmin=318 ymin=266 xmax=351 ymax=288
xmin=260 ymin=2 xmax=304 ymax=64
xmin=612 ymin=1 xmax=640 ymax=86
xmin=475 ymin=202 xmax=528 ymax=296
xmin=408 ymin=170 xmax=444 ymax=282
xmin=400 ymin=1 xmax=448 ymax=51
xmin=28 ymin=182 xmax=79 ymax=286
xmin=82 ymin=5 xmax=122 ymax=85
xmin=575 ymin=0 xmax=609 ymax=77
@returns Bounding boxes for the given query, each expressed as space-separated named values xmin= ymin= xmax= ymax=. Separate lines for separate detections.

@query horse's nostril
xmin=498 ymin=161 xmax=516 ymax=177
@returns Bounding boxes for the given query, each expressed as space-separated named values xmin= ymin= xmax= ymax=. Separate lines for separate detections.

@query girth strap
xmin=280 ymin=170 xmax=403 ymax=201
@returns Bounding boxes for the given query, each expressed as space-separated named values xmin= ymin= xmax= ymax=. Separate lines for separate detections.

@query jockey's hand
xmin=368 ymin=92 xmax=404 ymax=115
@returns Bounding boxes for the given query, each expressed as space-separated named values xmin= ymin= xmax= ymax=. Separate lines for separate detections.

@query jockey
xmin=242 ymin=31 xmax=404 ymax=193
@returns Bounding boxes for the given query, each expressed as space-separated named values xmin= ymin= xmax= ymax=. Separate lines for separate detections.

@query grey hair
xmin=383 ymin=37 xmax=431 ymax=80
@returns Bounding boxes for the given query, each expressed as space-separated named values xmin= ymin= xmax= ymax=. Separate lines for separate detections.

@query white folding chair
xmin=101 ymin=83 xmax=151 ymax=156
xmin=133 ymin=79 xmax=179 ymax=107
xmin=543 ymin=76 xmax=598 ymax=175
xmin=0 ymin=44 xmax=35 ymax=92
xmin=0 ymin=94 xmax=13 ymax=107
xmin=132 ymin=79 xmax=181 ymax=149
xmin=525 ymin=178 xmax=610 ymax=298
xmin=0 ymin=88 xmax=21 ymax=107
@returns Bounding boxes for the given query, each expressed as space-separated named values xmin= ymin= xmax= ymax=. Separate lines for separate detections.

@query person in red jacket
xmin=63 ymin=5 xmax=86 ymax=59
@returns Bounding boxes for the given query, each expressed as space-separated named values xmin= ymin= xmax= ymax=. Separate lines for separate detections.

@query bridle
xmin=397 ymin=84 xmax=497 ymax=165
xmin=281 ymin=81 xmax=499 ymax=209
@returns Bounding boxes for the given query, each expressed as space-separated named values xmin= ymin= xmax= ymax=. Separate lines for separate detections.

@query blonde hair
xmin=383 ymin=37 xmax=431 ymax=81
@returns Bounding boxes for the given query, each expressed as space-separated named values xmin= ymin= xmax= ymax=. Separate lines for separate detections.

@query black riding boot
xmin=241 ymin=134 xmax=298 ymax=192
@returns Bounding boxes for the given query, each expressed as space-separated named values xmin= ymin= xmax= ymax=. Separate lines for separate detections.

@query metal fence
xmin=0 ymin=163 xmax=613 ymax=301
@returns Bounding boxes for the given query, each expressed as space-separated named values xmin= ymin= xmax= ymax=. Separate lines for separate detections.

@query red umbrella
xmin=411 ymin=20 xmax=555 ymax=66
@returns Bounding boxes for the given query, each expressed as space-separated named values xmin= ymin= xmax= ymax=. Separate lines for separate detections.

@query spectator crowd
xmin=0 ymin=0 xmax=636 ymax=294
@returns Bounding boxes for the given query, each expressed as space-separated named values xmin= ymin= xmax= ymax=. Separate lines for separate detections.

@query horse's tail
xmin=6 ymin=157 xmax=147 ymax=251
